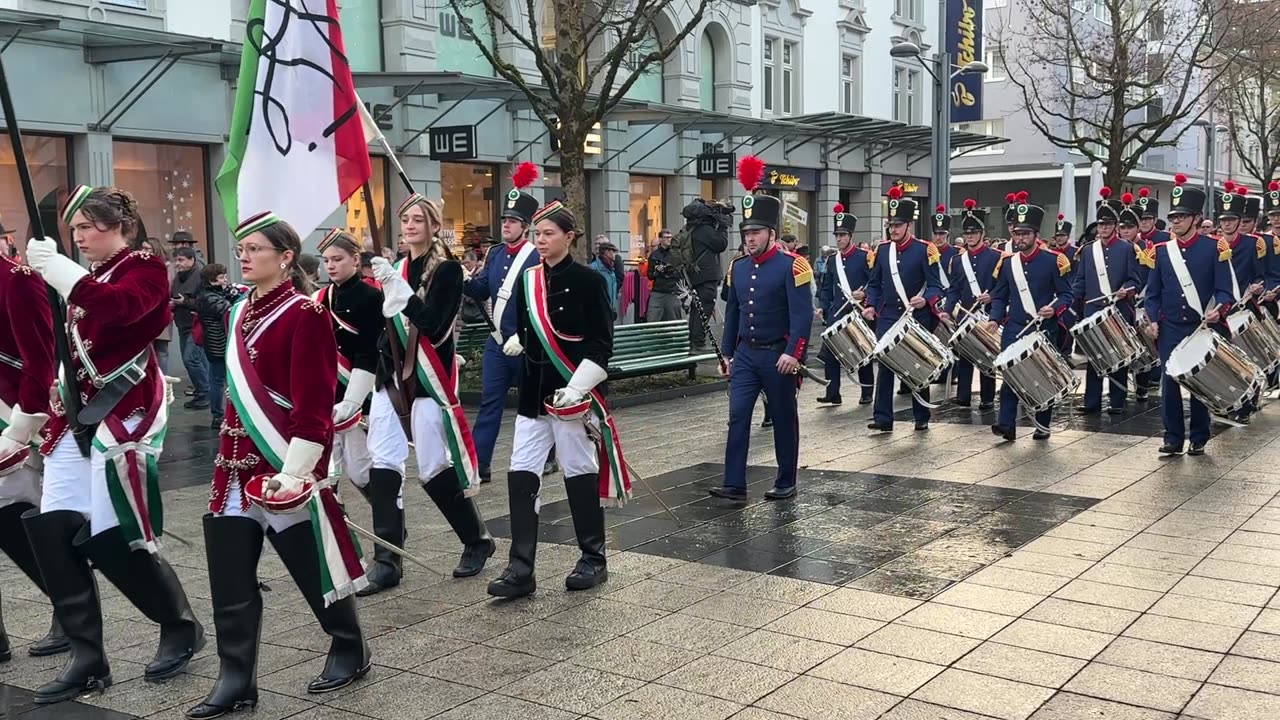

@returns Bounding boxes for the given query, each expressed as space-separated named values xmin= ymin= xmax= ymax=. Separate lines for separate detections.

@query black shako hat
xmin=1169 ymin=173 xmax=1205 ymax=216
xmin=886 ymin=186 xmax=917 ymax=225
xmin=960 ymin=199 xmax=986 ymax=233
xmin=930 ymin=204 xmax=952 ymax=233
xmin=833 ymin=203 xmax=858 ymax=234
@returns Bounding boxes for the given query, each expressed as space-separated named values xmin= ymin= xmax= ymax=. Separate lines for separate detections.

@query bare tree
xmin=998 ymin=0 xmax=1276 ymax=190
xmin=445 ymin=0 xmax=719 ymax=255
xmin=1219 ymin=0 xmax=1280 ymax=189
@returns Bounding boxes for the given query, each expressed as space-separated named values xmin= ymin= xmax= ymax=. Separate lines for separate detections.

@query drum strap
xmin=1091 ymin=240 xmax=1112 ymax=296
xmin=938 ymin=249 xmax=951 ymax=290
xmin=1011 ymin=253 xmax=1037 ymax=318
xmin=1166 ymin=241 xmax=1207 ymax=317
xmin=836 ymin=252 xmax=852 ymax=300
xmin=888 ymin=242 xmax=910 ymax=307
xmin=961 ymin=252 xmax=981 ymax=299
xmin=1224 ymin=239 xmax=1242 ymax=300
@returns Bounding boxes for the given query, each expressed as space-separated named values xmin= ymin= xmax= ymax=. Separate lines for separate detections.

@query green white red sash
xmin=524 ymin=265 xmax=632 ymax=506
xmin=93 ymin=363 xmax=168 ymax=554
xmin=390 ymin=258 xmax=479 ymax=496
xmin=314 ymin=286 xmax=355 ymax=388
xmin=227 ymin=296 xmax=368 ymax=604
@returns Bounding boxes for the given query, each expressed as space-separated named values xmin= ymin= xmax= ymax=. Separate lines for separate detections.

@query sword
xmin=581 ymin=420 xmax=682 ymax=526
xmin=344 ymin=518 xmax=444 ymax=576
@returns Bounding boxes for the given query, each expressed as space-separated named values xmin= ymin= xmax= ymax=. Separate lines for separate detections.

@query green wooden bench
xmin=455 ymin=320 xmax=717 ymax=380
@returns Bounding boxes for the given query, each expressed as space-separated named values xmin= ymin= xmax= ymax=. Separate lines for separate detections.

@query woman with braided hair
xmin=22 ymin=185 xmax=204 ymax=704
xmin=366 ymin=194 xmax=494 ymax=583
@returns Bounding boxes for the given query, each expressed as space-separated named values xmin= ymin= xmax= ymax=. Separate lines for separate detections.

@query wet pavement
xmin=7 ymin=374 xmax=1280 ymax=719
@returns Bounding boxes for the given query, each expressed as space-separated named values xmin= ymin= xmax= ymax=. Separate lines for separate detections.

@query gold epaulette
xmin=1055 ymin=251 xmax=1071 ymax=277
xmin=1218 ymin=237 xmax=1232 ymax=262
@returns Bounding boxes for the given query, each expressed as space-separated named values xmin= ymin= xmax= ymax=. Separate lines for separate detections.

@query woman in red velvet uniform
xmin=0 ymin=245 xmax=66 ymax=660
xmin=24 ymin=185 xmax=203 ymax=705
xmin=187 ymin=213 xmax=369 ymax=719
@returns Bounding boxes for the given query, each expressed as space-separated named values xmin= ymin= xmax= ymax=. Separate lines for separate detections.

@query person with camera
xmin=681 ymin=199 xmax=730 ymax=349
xmin=646 ymin=229 xmax=682 ymax=321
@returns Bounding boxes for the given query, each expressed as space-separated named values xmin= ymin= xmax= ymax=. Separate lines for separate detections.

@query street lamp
xmin=891 ymin=41 xmax=989 ymax=212
xmin=1192 ymin=117 xmax=1228 ymax=217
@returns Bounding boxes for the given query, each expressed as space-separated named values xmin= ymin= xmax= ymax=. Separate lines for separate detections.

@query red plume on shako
xmin=833 ymin=203 xmax=845 ymax=214
xmin=1058 ymin=213 xmax=1065 ymax=220
xmin=1121 ymin=192 xmax=1134 ymax=205
xmin=1099 ymin=186 xmax=1112 ymax=199
xmin=965 ymin=198 xmax=977 ymax=210
xmin=1139 ymin=187 xmax=1150 ymax=198
xmin=736 ymin=155 xmax=765 ymax=193
xmin=1005 ymin=192 xmax=1017 ymax=204
xmin=1016 ymin=190 xmax=1029 ymax=202
xmin=511 ymin=161 xmax=539 ymax=189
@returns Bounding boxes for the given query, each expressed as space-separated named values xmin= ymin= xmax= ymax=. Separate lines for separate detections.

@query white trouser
xmin=367 ymin=388 xmax=451 ymax=481
xmin=42 ymin=416 xmax=144 ymax=534
xmin=0 ymin=461 xmax=41 ymax=510
xmin=509 ymin=414 xmax=599 ymax=477
xmin=334 ymin=424 xmax=373 ymax=489
xmin=216 ymin=479 xmax=310 ymax=534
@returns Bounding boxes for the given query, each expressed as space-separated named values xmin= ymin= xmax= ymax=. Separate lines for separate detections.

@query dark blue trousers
xmin=1159 ymin=322 xmax=1210 ymax=447
xmin=820 ymin=343 xmax=873 ymax=400
xmin=725 ymin=346 xmax=799 ymax=490
xmin=873 ymin=363 xmax=930 ymax=425
xmin=953 ymin=358 xmax=995 ymax=405
xmin=1084 ymin=365 xmax=1128 ymax=411
xmin=472 ymin=339 xmax=523 ymax=468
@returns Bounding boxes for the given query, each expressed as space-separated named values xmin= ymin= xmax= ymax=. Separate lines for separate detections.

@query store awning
xmin=788 ymin=112 xmax=1009 ymax=162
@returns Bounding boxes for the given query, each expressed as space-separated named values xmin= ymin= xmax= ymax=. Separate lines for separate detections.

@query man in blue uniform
xmin=816 ymin=203 xmax=874 ymax=405
xmin=464 ymin=171 xmax=543 ymax=483
xmin=863 ymin=186 xmax=944 ymax=432
xmin=945 ymin=199 xmax=1001 ymax=409
xmin=987 ymin=200 xmax=1074 ymax=441
xmin=931 ymin=205 xmax=957 ymax=390
xmin=1074 ymin=189 xmax=1141 ymax=415
xmin=1221 ymin=185 xmax=1268 ymax=422
xmin=1144 ymin=175 xmax=1236 ymax=456
xmin=1135 ymin=187 xmax=1169 ymax=401
xmin=712 ymin=176 xmax=813 ymax=501
xmin=1050 ymin=214 xmax=1076 ymax=257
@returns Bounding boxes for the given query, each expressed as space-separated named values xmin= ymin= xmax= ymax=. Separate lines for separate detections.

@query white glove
xmin=30 ymin=242 xmax=89 ymax=300
xmin=503 ymin=335 xmax=524 ymax=357
xmin=264 ymin=438 xmax=323 ymax=502
xmin=333 ymin=368 xmax=374 ymax=427
xmin=332 ymin=400 xmax=361 ymax=425
xmin=0 ymin=409 xmax=48 ymax=477
xmin=371 ymin=257 xmax=412 ymax=318
xmin=552 ymin=359 xmax=607 ymax=407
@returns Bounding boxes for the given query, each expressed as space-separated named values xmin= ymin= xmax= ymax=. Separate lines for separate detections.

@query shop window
xmin=336 ymin=0 xmax=382 ymax=72
xmin=0 ymin=134 xmax=71 ymax=258
xmin=440 ymin=162 xmax=495 ymax=254
xmin=113 ymin=140 xmax=210 ymax=259
xmin=623 ymin=31 xmax=664 ymax=103
xmin=342 ymin=156 xmax=387 ymax=249
xmin=629 ymin=175 xmax=664 ymax=260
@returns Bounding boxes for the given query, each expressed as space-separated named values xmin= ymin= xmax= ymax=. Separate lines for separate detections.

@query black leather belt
xmin=743 ymin=339 xmax=786 ymax=352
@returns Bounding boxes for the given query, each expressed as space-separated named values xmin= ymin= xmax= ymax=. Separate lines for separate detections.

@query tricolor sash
xmin=227 ymin=297 xmax=367 ymax=605
xmin=390 ymin=259 xmax=480 ymax=496
xmin=314 ymin=286 xmax=357 ymax=389
xmin=94 ymin=362 xmax=168 ymax=554
xmin=524 ymin=265 xmax=633 ymax=506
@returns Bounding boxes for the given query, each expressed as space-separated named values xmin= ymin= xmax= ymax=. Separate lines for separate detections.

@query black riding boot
xmin=355 ymin=469 xmax=404 ymax=597
xmin=564 ymin=474 xmax=608 ymax=591
xmin=0 ymin=503 xmax=68 ymax=656
xmin=21 ymin=509 xmax=111 ymax=704
xmin=268 ymin=522 xmax=370 ymax=694
xmin=186 ymin=515 xmax=264 ymax=720
xmin=78 ymin=525 xmax=205 ymax=682
xmin=423 ymin=468 xmax=495 ymax=577
xmin=487 ymin=471 xmax=540 ymax=599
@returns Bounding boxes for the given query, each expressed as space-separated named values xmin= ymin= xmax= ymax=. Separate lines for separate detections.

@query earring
xmin=279 ymin=263 xmax=286 ymax=270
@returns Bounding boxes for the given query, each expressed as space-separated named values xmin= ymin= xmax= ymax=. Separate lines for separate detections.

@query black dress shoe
xmin=708 ymin=486 xmax=748 ymax=501
xmin=867 ymin=421 xmax=893 ymax=432
xmin=953 ymin=399 xmax=972 ymax=407
xmin=859 ymin=396 xmax=873 ymax=405
xmin=1188 ymin=443 xmax=1206 ymax=456
xmin=307 ymin=663 xmax=370 ymax=694
xmin=763 ymin=485 xmax=797 ymax=500
xmin=487 ymin=569 xmax=536 ymax=599
xmin=453 ymin=538 xmax=497 ymax=578
xmin=1076 ymin=406 xmax=1100 ymax=416
xmin=914 ymin=421 xmax=929 ymax=431
xmin=1033 ymin=430 xmax=1051 ymax=440
xmin=479 ymin=464 xmax=492 ymax=485
xmin=991 ymin=424 xmax=1016 ymax=441
xmin=1107 ymin=407 xmax=1125 ymax=416
xmin=1159 ymin=443 xmax=1185 ymax=455
xmin=816 ymin=396 xmax=843 ymax=405
xmin=978 ymin=402 xmax=995 ymax=411
xmin=184 ymin=399 xmax=210 ymax=410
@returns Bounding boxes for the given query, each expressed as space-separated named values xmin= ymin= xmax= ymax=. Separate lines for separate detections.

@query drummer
xmin=863 ymin=187 xmax=944 ymax=432
xmin=1050 ymin=214 xmax=1078 ymax=358
xmin=931 ymin=205 xmax=957 ymax=390
xmin=1073 ymin=188 xmax=1141 ymax=416
xmin=1134 ymin=187 xmax=1169 ymax=401
xmin=1143 ymin=175 xmax=1236 ymax=456
xmin=945 ymin=199 xmax=1001 ymax=410
xmin=986 ymin=199 xmax=1073 ymax=441
xmin=1223 ymin=185 xmax=1268 ymax=422
xmin=816 ymin=204 xmax=874 ymax=406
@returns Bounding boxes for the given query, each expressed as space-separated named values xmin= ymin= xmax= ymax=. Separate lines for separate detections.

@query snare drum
xmin=948 ymin=311 xmax=1002 ymax=376
xmin=821 ymin=313 xmax=878 ymax=373
xmin=873 ymin=314 xmax=954 ymax=393
xmin=993 ymin=332 xmax=1079 ymax=413
xmin=1071 ymin=305 xmax=1145 ymax=375
xmin=1167 ymin=328 xmax=1264 ymax=415
xmin=1134 ymin=314 xmax=1160 ymax=372
xmin=1229 ymin=309 xmax=1280 ymax=374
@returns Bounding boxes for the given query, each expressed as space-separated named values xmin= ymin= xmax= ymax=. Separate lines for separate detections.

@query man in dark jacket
xmin=683 ymin=199 xmax=730 ymax=348
xmin=646 ymin=229 xmax=682 ymax=321
xmin=170 ymin=246 xmax=209 ymax=409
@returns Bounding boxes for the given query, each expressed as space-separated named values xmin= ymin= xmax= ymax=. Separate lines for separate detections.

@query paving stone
xmin=1148 ymin=593 xmax=1260 ymax=629
xmin=1207 ymin=655 xmax=1280 ymax=694
xmin=990 ymin=619 xmax=1113 ymax=660
xmin=955 ymin=642 xmax=1086 ymax=688
xmin=1193 ymin=558 xmax=1280 ymax=586
xmin=810 ymin=647 xmax=945 ymax=695
xmin=1028 ymin=692 xmax=1175 ymax=719
xmin=855 ymin=622 xmax=982 ymax=665
xmin=1254 ymin=608 xmax=1280 ymax=635
xmin=415 ymin=644 xmax=553 ymax=691
xmin=756 ymin=675 xmax=899 ymax=720
xmin=724 ymin=574 xmax=836 ymax=605
xmin=1023 ymin=598 xmax=1140 ymax=634
xmin=1094 ymin=637 xmax=1223 ymax=681
xmin=880 ymin=699 xmax=1004 ymax=719
xmin=326 ymin=673 xmax=484 ymax=719
xmin=592 ymin=683 xmax=744 ymax=720
xmin=963 ymin=566 xmax=1072 ymax=595
xmin=712 ymin=629 xmax=843 ymax=673
xmin=913 ymin=669 xmax=1055 ymax=720
xmin=1168 ymin=575 xmax=1275 ymax=607
xmin=1061 ymin=662 xmax=1199 ymax=713
xmin=485 ymin=620 xmax=616 ymax=662
xmin=627 ymin=613 xmax=754 ymax=653
xmin=681 ymin=592 xmax=799 ymax=629
xmin=933 ymin=582 xmax=1045 ymax=616
xmin=1078 ymin=562 xmax=1184 ymax=593
xmin=1052 ymin=578 xmax=1163 ymax=612
xmin=567 ymin=635 xmax=701 ymax=682
xmin=762 ymin=607 xmax=883 ymax=645
xmin=1018 ymin=536 xmax=1113 ymax=562
xmin=1183 ymin=683 xmax=1280 ymax=720
xmin=898 ymin=603 xmax=1016 ymax=640
xmin=1122 ymin=614 xmax=1244 ymax=653
xmin=657 ymin=655 xmax=795 ymax=705
xmin=994 ymin=551 xmax=1095 ymax=578
xmin=430 ymin=693 xmax=579 ymax=720
xmin=656 ymin=563 xmax=758 ymax=591
xmin=1232 ymin=629 xmax=1280 ymax=662
xmin=603 ymin=578 xmax=720 ymax=611
xmin=498 ymin=662 xmax=645 ymax=715
xmin=805 ymin=588 xmax=922 ymax=621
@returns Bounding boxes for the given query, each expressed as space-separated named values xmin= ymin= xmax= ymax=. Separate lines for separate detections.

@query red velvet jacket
xmin=211 ymin=283 xmax=336 ymax=512
xmin=0 ymin=256 xmax=54 ymax=417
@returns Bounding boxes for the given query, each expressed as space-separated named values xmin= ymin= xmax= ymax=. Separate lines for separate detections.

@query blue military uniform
xmin=1144 ymin=180 xmax=1236 ymax=453
xmin=817 ymin=206 xmax=873 ymax=403
xmin=1050 ymin=214 xmax=1078 ymax=356
xmin=717 ymin=189 xmax=814 ymax=498
xmin=1136 ymin=189 xmax=1170 ymax=398
xmin=866 ymin=192 xmax=944 ymax=429
xmin=464 ymin=186 xmax=542 ymax=479
xmin=1073 ymin=213 xmax=1142 ymax=413
xmin=990 ymin=203 xmax=1074 ymax=439
xmin=945 ymin=202 xmax=1001 ymax=408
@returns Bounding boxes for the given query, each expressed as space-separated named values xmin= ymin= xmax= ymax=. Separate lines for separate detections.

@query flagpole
xmin=0 ymin=55 xmax=90 ymax=456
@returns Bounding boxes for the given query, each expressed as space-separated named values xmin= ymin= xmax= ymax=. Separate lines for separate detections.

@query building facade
xmin=0 ymin=0 xmax=987 ymax=273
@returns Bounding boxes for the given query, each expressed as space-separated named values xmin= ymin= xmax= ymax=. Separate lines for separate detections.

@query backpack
xmin=668 ymin=223 xmax=700 ymax=275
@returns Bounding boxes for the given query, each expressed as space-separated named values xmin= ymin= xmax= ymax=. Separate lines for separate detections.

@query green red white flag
xmin=216 ymin=0 xmax=370 ymax=238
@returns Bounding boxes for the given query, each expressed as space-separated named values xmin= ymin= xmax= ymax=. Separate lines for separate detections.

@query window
xmin=700 ymin=31 xmax=717 ymax=111
xmin=629 ymin=175 xmax=665 ymax=260
xmin=763 ymin=37 xmax=776 ymax=113
xmin=436 ymin=2 xmax=492 ymax=75
xmin=340 ymin=156 xmax=387 ymax=250
xmin=440 ymin=163 xmax=495 ymax=253
xmin=336 ymin=0 xmax=382 ymax=72
xmin=906 ymin=69 xmax=919 ymax=124
xmin=782 ymin=41 xmax=796 ymax=115
xmin=1094 ymin=0 xmax=1110 ymax=23
xmin=0 ymin=134 xmax=71 ymax=258
xmin=1071 ymin=0 xmax=1089 ymax=11
xmin=894 ymin=0 xmax=921 ymax=22
xmin=893 ymin=66 xmax=922 ymax=123
xmin=952 ymin=119 xmax=1006 ymax=156
xmin=984 ymin=0 xmax=1007 ymax=7
xmin=112 ymin=140 xmax=211 ymax=258
xmin=841 ymin=54 xmax=861 ymax=113
xmin=985 ymin=46 xmax=1005 ymax=81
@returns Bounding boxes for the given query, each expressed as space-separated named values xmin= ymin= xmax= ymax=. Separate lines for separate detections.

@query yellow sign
xmin=955 ymin=0 xmax=978 ymax=66
xmin=769 ymin=170 xmax=801 ymax=187
xmin=894 ymin=179 xmax=921 ymax=194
